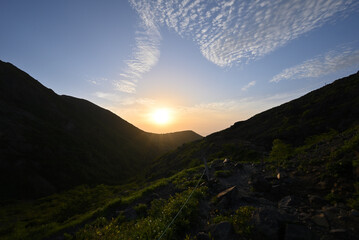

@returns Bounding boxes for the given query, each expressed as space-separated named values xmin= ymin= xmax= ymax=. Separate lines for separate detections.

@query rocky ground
xmin=191 ymin=158 xmax=359 ymax=240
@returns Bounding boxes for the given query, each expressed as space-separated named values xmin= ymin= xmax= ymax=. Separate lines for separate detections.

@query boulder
xmin=216 ymin=186 xmax=241 ymax=208
xmin=252 ymin=207 xmax=287 ymax=240
xmin=350 ymin=209 xmax=359 ymax=217
xmin=311 ymin=213 xmax=329 ymax=228
xmin=284 ymin=224 xmax=312 ymax=240
xmin=210 ymin=221 xmax=235 ymax=240
xmin=196 ymin=232 xmax=211 ymax=240
xmin=308 ymin=194 xmax=327 ymax=207
xmin=278 ymin=195 xmax=299 ymax=210
xmin=251 ymin=176 xmax=271 ymax=193
xmin=329 ymin=229 xmax=348 ymax=239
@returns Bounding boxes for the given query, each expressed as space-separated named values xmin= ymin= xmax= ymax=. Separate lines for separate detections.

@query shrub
xmin=268 ymin=139 xmax=293 ymax=168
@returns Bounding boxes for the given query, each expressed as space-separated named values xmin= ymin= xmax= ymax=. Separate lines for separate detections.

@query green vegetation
xmin=214 ymin=170 xmax=232 ymax=178
xmin=212 ymin=206 xmax=255 ymax=238
xmin=0 ymin=165 xmax=207 ymax=240
xmin=74 ymin=186 xmax=207 ymax=240
xmin=347 ymin=182 xmax=359 ymax=210
xmin=268 ymin=139 xmax=293 ymax=168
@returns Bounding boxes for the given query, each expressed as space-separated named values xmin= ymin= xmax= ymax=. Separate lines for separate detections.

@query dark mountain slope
xmin=0 ymin=60 xmax=202 ymax=200
xmin=149 ymin=71 xmax=359 ymax=178
xmin=210 ymin=71 xmax=359 ymax=149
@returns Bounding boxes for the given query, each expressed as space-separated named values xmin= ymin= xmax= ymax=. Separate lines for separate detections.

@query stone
xmin=350 ymin=209 xmax=359 ymax=217
xmin=284 ymin=224 xmax=312 ymax=240
xmin=308 ymin=194 xmax=327 ymax=207
xmin=311 ymin=213 xmax=329 ymax=228
xmin=234 ymin=162 xmax=243 ymax=169
xmin=251 ymin=176 xmax=271 ymax=193
xmin=323 ymin=206 xmax=340 ymax=220
xmin=196 ymin=232 xmax=211 ymax=240
xmin=329 ymin=229 xmax=348 ymax=239
xmin=278 ymin=195 xmax=299 ymax=209
xmin=217 ymin=186 xmax=238 ymax=200
xmin=210 ymin=221 xmax=234 ymax=240
xmin=252 ymin=207 xmax=285 ymax=240
xmin=216 ymin=186 xmax=240 ymax=209
xmin=277 ymin=171 xmax=288 ymax=180
xmin=317 ymin=181 xmax=328 ymax=190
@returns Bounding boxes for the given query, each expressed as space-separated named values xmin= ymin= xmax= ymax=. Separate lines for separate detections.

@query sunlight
xmin=151 ymin=108 xmax=171 ymax=125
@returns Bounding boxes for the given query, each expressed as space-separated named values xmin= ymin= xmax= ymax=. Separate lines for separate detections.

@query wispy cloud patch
xmin=114 ymin=80 xmax=137 ymax=94
xmin=241 ymin=81 xmax=256 ymax=91
xmin=116 ymin=0 xmax=162 ymax=93
xmin=129 ymin=0 xmax=357 ymax=69
xmin=270 ymin=47 xmax=359 ymax=83
xmin=88 ymin=77 xmax=108 ymax=85
xmin=95 ymin=91 xmax=156 ymax=106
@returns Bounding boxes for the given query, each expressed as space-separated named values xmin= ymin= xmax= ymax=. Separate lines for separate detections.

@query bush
xmin=268 ymin=139 xmax=293 ymax=168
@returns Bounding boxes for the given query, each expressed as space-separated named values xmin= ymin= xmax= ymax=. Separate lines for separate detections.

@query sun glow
xmin=151 ymin=108 xmax=171 ymax=125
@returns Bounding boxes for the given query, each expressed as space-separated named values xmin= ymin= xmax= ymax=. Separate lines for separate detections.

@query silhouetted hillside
xmin=149 ymin=71 xmax=359 ymax=178
xmin=0 ymin=60 xmax=202 ymax=200
xmin=212 ymin=71 xmax=359 ymax=149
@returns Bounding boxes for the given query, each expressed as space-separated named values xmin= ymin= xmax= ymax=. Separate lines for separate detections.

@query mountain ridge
xmin=148 ymin=70 xmax=359 ymax=179
xmin=0 ymin=60 xmax=202 ymax=200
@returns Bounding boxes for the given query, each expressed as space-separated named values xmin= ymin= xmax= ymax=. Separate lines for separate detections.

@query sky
xmin=1 ymin=0 xmax=359 ymax=136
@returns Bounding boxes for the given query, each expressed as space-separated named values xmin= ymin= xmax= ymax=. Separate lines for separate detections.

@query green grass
xmin=74 ymin=186 xmax=208 ymax=240
xmin=211 ymin=206 xmax=255 ymax=238
xmin=0 ymin=165 xmax=206 ymax=240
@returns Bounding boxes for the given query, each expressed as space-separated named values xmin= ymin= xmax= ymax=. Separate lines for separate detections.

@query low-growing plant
xmin=268 ymin=139 xmax=293 ymax=168
xmin=214 ymin=170 xmax=232 ymax=178
xmin=211 ymin=206 xmax=255 ymax=238
xmin=75 ymin=186 xmax=208 ymax=240
xmin=134 ymin=203 xmax=147 ymax=218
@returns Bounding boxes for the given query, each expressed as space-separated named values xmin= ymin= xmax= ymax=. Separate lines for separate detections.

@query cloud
xmin=94 ymin=91 xmax=156 ymax=106
xmin=88 ymin=77 xmax=108 ymax=85
xmin=116 ymin=0 xmax=162 ymax=93
xmin=129 ymin=0 xmax=357 ymax=69
xmin=114 ymin=80 xmax=137 ymax=94
xmin=241 ymin=81 xmax=256 ymax=91
xmin=270 ymin=47 xmax=359 ymax=83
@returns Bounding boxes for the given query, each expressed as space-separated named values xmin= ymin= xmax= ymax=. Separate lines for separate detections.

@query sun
xmin=151 ymin=108 xmax=171 ymax=125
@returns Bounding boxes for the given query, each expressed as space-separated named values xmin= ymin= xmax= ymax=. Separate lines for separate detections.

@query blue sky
xmin=1 ymin=0 xmax=359 ymax=136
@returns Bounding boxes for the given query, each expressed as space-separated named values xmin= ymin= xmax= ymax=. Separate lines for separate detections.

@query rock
xmin=234 ymin=162 xmax=243 ymax=169
xmin=278 ymin=195 xmax=299 ymax=209
xmin=252 ymin=207 xmax=288 ymax=240
xmin=308 ymin=194 xmax=327 ymax=207
xmin=216 ymin=186 xmax=242 ymax=208
xmin=350 ymin=209 xmax=359 ymax=217
xmin=271 ymin=184 xmax=282 ymax=199
xmin=277 ymin=171 xmax=288 ymax=180
xmin=217 ymin=186 xmax=238 ymax=200
xmin=196 ymin=232 xmax=211 ymax=240
xmin=317 ymin=181 xmax=328 ymax=190
xmin=311 ymin=213 xmax=329 ymax=228
xmin=284 ymin=224 xmax=312 ymax=240
xmin=329 ymin=229 xmax=348 ymax=238
xmin=323 ymin=206 xmax=340 ymax=220
xmin=210 ymin=221 xmax=234 ymax=240
xmin=251 ymin=176 xmax=271 ymax=193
